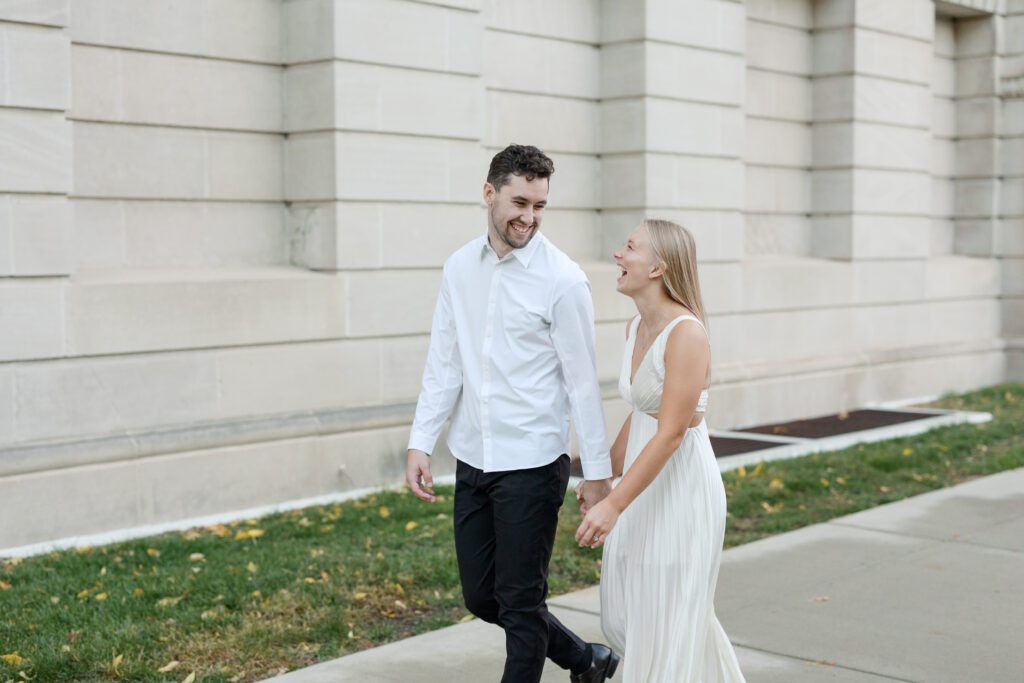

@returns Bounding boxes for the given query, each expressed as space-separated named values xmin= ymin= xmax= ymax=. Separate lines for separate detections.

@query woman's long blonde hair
xmin=644 ymin=219 xmax=707 ymax=327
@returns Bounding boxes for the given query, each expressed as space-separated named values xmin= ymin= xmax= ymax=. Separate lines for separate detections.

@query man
xmin=406 ymin=144 xmax=619 ymax=683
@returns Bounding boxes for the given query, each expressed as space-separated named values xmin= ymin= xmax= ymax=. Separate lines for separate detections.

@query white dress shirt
xmin=408 ymin=231 xmax=612 ymax=480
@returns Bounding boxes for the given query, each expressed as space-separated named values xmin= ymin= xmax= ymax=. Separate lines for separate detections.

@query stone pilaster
xmin=598 ymin=0 xmax=746 ymax=264
xmin=811 ymin=0 xmax=935 ymax=260
xmin=0 ymin=0 xmax=72 ymax=277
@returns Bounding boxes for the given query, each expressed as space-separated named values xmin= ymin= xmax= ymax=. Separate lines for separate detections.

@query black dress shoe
xmin=570 ymin=643 xmax=620 ymax=682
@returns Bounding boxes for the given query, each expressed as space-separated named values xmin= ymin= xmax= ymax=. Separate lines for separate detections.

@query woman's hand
xmin=575 ymin=498 xmax=621 ymax=549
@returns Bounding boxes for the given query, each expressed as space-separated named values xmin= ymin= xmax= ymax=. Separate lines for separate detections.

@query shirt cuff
xmin=580 ymin=456 xmax=612 ymax=480
xmin=407 ymin=432 xmax=437 ymax=455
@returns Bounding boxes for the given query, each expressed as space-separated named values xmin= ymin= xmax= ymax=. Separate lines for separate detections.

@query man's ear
xmin=483 ymin=182 xmax=495 ymax=206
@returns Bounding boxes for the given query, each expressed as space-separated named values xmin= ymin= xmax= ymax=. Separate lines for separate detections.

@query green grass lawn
xmin=2 ymin=383 xmax=1021 ymax=682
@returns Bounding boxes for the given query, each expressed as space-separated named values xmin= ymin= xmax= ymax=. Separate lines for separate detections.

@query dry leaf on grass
xmin=158 ymin=660 xmax=180 ymax=673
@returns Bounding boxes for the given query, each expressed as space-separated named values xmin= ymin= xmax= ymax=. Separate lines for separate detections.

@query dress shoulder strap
xmin=661 ymin=314 xmax=707 ymax=343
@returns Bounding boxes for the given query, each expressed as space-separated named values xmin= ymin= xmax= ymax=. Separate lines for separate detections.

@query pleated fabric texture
xmin=600 ymin=315 xmax=746 ymax=683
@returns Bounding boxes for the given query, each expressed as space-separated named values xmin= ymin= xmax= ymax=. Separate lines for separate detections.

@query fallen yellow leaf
xmin=902 ymin=447 xmax=913 ymax=457
xmin=235 ymin=529 xmax=265 ymax=541
xmin=768 ymin=477 xmax=784 ymax=490
xmin=737 ymin=465 xmax=746 ymax=478
xmin=94 ymin=592 xmax=108 ymax=601
xmin=1 ymin=653 xmax=23 ymax=666
xmin=146 ymin=548 xmax=161 ymax=557
xmin=133 ymin=588 xmax=144 ymax=598
xmin=189 ymin=553 xmax=205 ymax=562
xmin=820 ymin=478 xmax=830 ymax=487
xmin=182 ymin=673 xmax=197 ymax=683
xmin=353 ymin=592 xmax=367 ymax=600
xmin=158 ymin=660 xmax=180 ymax=673
xmin=878 ymin=485 xmax=891 ymax=493
xmin=208 ymin=524 xmax=231 ymax=537
xmin=835 ymin=476 xmax=846 ymax=485
xmin=247 ymin=562 xmax=258 ymax=574
xmin=751 ymin=462 xmax=763 ymax=476
xmin=405 ymin=521 xmax=419 ymax=531
xmin=0 ymin=579 xmax=11 ymax=590
xmin=378 ymin=506 xmax=391 ymax=519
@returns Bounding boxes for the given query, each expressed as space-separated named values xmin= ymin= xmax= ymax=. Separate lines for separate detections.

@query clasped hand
xmin=574 ymin=479 xmax=619 ymax=549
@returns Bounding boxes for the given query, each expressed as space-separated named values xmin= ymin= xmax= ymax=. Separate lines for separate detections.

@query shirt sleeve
xmin=407 ymin=264 xmax=463 ymax=455
xmin=549 ymin=278 xmax=613 ymax=480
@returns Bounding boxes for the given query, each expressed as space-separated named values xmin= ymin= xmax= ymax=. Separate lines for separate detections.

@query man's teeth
xmin=511 ymin=224 xmax=530 ymax=234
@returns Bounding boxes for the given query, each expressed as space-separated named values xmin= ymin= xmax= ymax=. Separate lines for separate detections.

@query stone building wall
xmin=0 ymin=0 xmax=1019 ymax=551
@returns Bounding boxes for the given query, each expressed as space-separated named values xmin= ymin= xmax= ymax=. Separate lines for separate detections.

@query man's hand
xmin=406 ymin=449 xmax=436 ymax=502
xmin=576 ymin=478 xmax=613 ymax=514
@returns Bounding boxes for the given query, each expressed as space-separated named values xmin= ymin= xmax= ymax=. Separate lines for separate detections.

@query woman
xmin=574 ymin=219 xmax=745 ymax=682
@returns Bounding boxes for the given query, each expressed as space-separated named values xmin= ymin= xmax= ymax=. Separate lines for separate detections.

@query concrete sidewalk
xmin=268 ymin=468 xmax=1024 ymax=683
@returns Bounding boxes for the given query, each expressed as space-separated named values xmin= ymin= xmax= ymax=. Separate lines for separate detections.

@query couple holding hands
xmin=405 ymin=145 xmax=745 ymax=683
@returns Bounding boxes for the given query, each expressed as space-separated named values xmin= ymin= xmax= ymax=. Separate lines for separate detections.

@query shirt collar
xmin=480 ymin=230 xmax=544 ymax=268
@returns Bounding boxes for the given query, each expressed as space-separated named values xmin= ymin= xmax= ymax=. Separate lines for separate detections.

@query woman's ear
xmin=649 ymin=260 xmax=666 ymax=280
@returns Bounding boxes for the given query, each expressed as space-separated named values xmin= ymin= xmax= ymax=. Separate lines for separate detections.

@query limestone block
xmin=0 ymin=200 xmax=10 ymax=273
xmin=932 ymin=96 xmax=956 ymax=139
xmin=815 ymin=0 xmax=933 ymax=42
xmin=745 ymin=119 xmax=810 ymax=167
xmin=934 ymin=16 xmax=955 ymax=58
xmin=282 ymin=0 xmax=333 ymax=63
xmin=816 ymin=76 xmax=930 ymax=128
xmin=544 ymin=152 xmax=599 ymax=210
xmin=932 ymin=55 xmax=956 ymax=98
xmin=4 ymin=195 xmax=71 ymax=275
xmin=284 ymin=132 xmax=335 ymax=202
xmin=64 ymin=268 xmax=346 ymax=356
xmin=743 ymin=214 xmax=812 ymax=256
xmin=299 ymin=62 xmax=482 ymax=138
xmin=1001 ymin=138 xmax=1024 ymax=178
xmin=744 ymin=0 xmax=813 ymax=29
xmin=857 ymin=169 xmax=932 ymax=215
xmin=484 ymin=0 xmax=598 ymax=44
xmin=289 ymin=200 xmax=485 ymax=270
xmin=955 ymin=97 xmax=999 ymax=138
xmin=1002 ymin=179 xmax=1024 ymax=217
xmin=749 ymin=20 xmax=811 ymax=75
xmin=745 ymin=70 xmax=812 ymax=122
xmin=925 ymin=255 xmax=1000 ymax=299
xmin=0 ymin=368 xmax=11 ymax=445
xmin=486 ymin=91 xmax=597 ymax=154
xmin=852 ymin=259 xmax=926 ymax=303
xmin=344 ymin=270 xmax=440 ymax=337
xmin=616 ymin=0 xmax=745 ymax=54
xmin=120 ymin=201 xmax=285 ymax=268
xmin=12 ymin=352 xmax=220 ymax=444
xmin=817 ymin=121 xmax=930 ymax=171
xmin=599 ymin=208 xmax=745 ymax=263
xmin=1007 ymin=15 xmax=1024 ymax=55
xmin=604 ymin=98 xmax=743 ymax=157
xmin=217 ymin=339 xmax=382 ymax=416
xmin=72 ymin=45 xmax=282 ymax=132
xmin=931 ymin=138 xmax=955 ymax=179
xmin=585 ymin=263 xmax=641 ymax=322
xmin=953 ymin=218 xmax=998 ymax=256
xmin=746 ymin=166 xmax=809 ymax=214
xmin=954 ymin=178 xmax=998 ymax=218
xmin=206 ymin=132 xmax=283 ymax=201
xmin=955 ymin=138 xmax=998 ymax=178
xmin=955 ymin=16 xmax=997 ymax=58
xmin=334 ymin=133 xmax=483 ymax=203
xmin=1005 ymin=101 xmax=1024 ymax=137
xmin=380 ymin=335 xmax=429 ymax=403
xmin=537 ymin=209 xmax=599 ymax=263
xmin=328 ymin=0 xmax=481 ymax=74
xmin=594 ymin=320 xmax=626 ymax=381
xmin=956 ymin=56 xmax=998 ymax=98
xmin=0 ymin=280 xmax=64 ymax=361
xmin=812 ymin=214 xmax=932 ymax=260
xmin=0 ymin=23 xmax=69 ymax=110
xmin=998 ymin=219 xmax=1024 ymax=257
xmin=73 ymin=122 xmax=204 ymax=199
xmin=74 ymin=123 xmax=282 ymax=201
xmin=933 ymin=178 xmax=955 ymax=218
xmin=643 ymin=155 xmax=743 ymax=211
xmin=70 ymin=199 xmax=123 ymax=270
xmin=70 ymin=0 xmax=281 ymax=63
xmin=852 ymin=29 xmax=933 ymax=84
xmin=1005 ymin=299 xmax=1024 ymax=337
xmin=601 ymin=42 xmax=744 ymax=105
xmin=0 ymin=109 xmax=70 ymax=193
xmin=928 ymin=221 xmax=954 ymax=258
xmin=0 ymin=0 xmax=67 ymax=26
xmin=740 ymin=258 xmax=852 ymax=312
xmin=483 ymin=29 xmax=598 ymax=99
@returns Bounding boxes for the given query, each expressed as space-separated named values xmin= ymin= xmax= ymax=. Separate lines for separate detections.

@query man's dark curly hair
xmin=487 ymin=144 xmax=555 ymax=191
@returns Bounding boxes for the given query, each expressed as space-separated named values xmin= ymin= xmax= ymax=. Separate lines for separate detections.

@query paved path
xmin=267 ymin=468 xmax=1024 ymax=682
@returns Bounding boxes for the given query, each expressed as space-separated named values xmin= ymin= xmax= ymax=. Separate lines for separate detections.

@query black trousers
xmin=454 ymin=454 xmax=589 ymax=683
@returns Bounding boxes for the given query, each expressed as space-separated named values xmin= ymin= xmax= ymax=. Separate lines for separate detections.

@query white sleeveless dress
xmin=600 ymin=315 xmax=745 ymax=683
